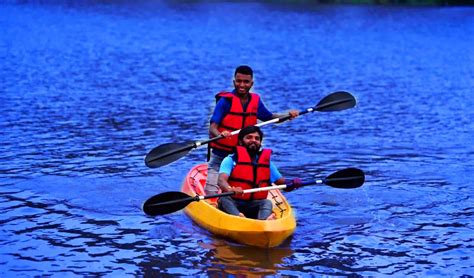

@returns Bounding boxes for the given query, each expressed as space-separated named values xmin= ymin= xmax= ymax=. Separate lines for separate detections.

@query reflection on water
xmin=1 ymin=1 xmax=473 ymax=276
xmin=201 ymin=240 xmax=294 ymax=276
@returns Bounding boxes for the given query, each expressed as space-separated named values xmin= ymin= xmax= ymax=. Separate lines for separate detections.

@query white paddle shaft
xmin=196 ymin=179 xmax=324 ymax=201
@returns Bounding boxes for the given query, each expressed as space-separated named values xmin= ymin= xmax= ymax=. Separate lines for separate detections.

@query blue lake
xmin=1 ymin=1 xmax=473 ymax=276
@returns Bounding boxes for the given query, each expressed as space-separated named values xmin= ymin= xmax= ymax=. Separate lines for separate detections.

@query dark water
xmin=1 ymin=1 xmax=473 ymax=276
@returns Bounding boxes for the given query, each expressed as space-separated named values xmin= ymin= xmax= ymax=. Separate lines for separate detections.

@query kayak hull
xmin=181 ymin=163 xmax=296 ymax=248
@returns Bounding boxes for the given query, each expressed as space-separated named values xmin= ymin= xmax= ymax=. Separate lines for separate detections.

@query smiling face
xmin=241 ymin=131 xmax=261 ymax=156
xmin=233 ymin=72 xmax=253 ymax=97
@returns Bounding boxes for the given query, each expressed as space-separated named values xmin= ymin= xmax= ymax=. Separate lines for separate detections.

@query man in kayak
xmin=205 ymin=65 xmax=299 ymax=195
xmin=217 ymin=125 xmax=302 ymax=220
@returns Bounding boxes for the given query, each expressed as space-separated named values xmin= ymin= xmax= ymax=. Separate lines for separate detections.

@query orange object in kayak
xmin=181 ymin=163 xmax=296 ymax=248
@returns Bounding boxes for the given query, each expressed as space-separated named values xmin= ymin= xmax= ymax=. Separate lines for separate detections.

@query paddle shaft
xmin=149 ymin=116 xmax=286 ymax=158
xmin=148 ymin=174 xmax=362 ymax=207
xmin=200 ymin=175 xmax=360 ymax=200
xmin=145 ymin=91 xmax=356 ymax=168
xmin=198 ymin=96 xmax=355 ymax=147
xmin=149 ymin=180 xmax=324 ymax=207
xmin=143 ymin=167 xmax=364 ymax=215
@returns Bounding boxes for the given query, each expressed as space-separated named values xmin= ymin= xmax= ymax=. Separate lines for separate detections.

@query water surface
xmin=1 ymin=1 xmax=473 ymax=276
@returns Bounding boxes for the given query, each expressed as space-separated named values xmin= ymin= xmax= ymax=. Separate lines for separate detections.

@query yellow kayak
xmin=181 ymin=163 xmax=296 ymax=248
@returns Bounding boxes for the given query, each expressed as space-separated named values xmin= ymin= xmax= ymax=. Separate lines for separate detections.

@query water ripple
xmin=1 ymin=1 xmax=473 ymax=277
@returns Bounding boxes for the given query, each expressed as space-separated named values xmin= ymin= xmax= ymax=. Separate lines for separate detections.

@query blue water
xmin=1 ymin=1 xmax=473 ymax=276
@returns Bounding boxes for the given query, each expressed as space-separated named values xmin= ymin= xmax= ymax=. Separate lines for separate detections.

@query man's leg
xmin=256 ymin=199 xmax=274 ymax=220
xmin=218 ymin=196 xmax=241 ymax=216
xmin=239 ymin=199 xmax=274 ymax=220
xmin=204 ymin=153 xmax=224 ymax=195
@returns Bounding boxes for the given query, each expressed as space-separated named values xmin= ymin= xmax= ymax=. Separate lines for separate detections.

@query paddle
xmin=143 ymin=167 xmax=365 ymax=216
xmin=145 ymin=91 xmax=356 ymax=168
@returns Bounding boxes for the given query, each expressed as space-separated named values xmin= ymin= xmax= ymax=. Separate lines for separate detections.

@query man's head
xmin=233 ymin=65 xmax=254 ymax=96
xmin=234 ymin=65 xmax=253 ymax=78
xmin=238 ymin=125 xmax=263 ymax=156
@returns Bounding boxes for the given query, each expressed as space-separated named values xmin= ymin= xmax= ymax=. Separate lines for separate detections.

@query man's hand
xmin=220 ymin=130 xmax=232 ymax=138
xmin=288 ymin=110 xmax=299 ymax=119
xmin=284 ymin=178 xmax=303 ymax=192
xmin=210 ymin=122 xmax=232 ymax=138
xmin=232 ymin=187 xmax=244 ymax=195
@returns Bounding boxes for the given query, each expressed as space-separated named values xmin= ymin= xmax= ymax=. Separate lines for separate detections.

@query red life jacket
xmin=228 ymin=146 xmax=271 ymax=200
xmin=209 ymin=92 xmax=260 ymax=153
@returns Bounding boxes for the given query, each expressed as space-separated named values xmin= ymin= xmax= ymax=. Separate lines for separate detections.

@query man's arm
xmin=273 ymin=177 xmax=286 ymax=185
xmin=218 ymin=156 xmax=243 ymax=194
xmin=271 ymin=110 xmax=299 ymax=120
xmin=257 ymin=99 xmax=299 ymax=121
xmin=270 ymin=162 xmax=284 ymax=184
xmin=257 ymin=99 xmax=274 ymax=121
xmin=269 ymin=161 xmax=301 ymax=191
xmin=209 ymin=122 xmax=222 ymax=137
xmin=218 ymin=173 xmax=244 ymax=194
xmin=210 ymin=98 xmax=232 ymax=137
xmin=217 ymin=173 xmax=232 ymax=192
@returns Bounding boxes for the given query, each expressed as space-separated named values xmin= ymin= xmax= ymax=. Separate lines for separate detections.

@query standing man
xmin=205 ymin=65 xmax=299 ymax=195
xmin=217 ymin=126 xmax=302 ymax=220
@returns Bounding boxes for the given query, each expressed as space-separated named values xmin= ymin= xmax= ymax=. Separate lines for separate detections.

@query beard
xmin=245 ymin=143 xmax=260 ymax=156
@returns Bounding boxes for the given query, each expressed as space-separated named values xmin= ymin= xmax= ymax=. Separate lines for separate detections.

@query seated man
xmin=217 ymin=125 xmax=300 ymax=220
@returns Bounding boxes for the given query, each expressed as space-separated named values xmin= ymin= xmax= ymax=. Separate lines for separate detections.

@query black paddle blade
xmin=315 ymin=91 xmax=356 ymax=112
xmin=145 ymin=141 xmax=195 ymax=168
xmin=143 ymin=191 xmax=195 ymax=216
xmin=324 ymin=168 xmax=365 ymax=189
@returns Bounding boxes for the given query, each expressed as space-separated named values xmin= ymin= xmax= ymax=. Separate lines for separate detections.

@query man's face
xmin=233 ymin=73 xmax=253 ymax=96
xmin=241 ymin=131 xmax=261 ymax=155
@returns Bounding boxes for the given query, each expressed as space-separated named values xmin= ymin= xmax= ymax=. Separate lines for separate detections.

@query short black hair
xmin=238 ymin=125 xmax=263 ymax=143
xmin=234 ymin=65 xmax=253 ymax=78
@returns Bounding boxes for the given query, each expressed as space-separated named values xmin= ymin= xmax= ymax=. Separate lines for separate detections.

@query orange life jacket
xmin=209 ymin=92 xmax=260 ymax=153
xmin=228 ymin=146 xmax=271 ymax=200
